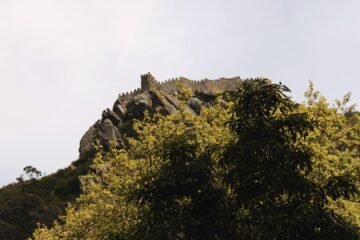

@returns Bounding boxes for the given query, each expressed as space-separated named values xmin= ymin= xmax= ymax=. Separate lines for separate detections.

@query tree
xmin=16 ymin=166 xmax=42 ymax=182
xmin=32 ymin=100 xmax=234 ymax=240
xmin=32 ymin=144 xmax=143 ymax=239
xmin=221 ymin=79 xmax=359 ymax=239
xmin=32 ymin=80 xmax=359 ymax=240
xmin=302 ymin=81 xmax=360 ymax=228
xmin=131 ymin=131 xmax=237 ymax=239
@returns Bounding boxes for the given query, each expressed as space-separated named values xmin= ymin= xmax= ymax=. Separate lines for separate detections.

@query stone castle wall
xmin=119 ymin=73 xmax=242 ymax=101
xmin=118 ymin=87 xmax=142 ymax=102
xmin=159 ymin=76 xmax=242 ymax=93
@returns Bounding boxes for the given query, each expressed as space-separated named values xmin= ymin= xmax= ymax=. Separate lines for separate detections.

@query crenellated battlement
xmin=118 ymin=87 xmax=142 ymax=102
xmin=157 ymin=75 xmax=243 ymax=94
xmin=119 ymin=73 xmax=243 ymax=102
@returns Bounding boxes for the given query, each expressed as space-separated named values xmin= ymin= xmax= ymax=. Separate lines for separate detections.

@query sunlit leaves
xmin=32 ymin=80 xmax=359 ymax=239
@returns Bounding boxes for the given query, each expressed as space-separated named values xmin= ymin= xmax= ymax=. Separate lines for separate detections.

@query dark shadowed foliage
xmin=221 ymin=79 xmax=359 ymax=239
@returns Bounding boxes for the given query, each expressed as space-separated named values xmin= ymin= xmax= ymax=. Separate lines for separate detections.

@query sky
xmin=0 ymin=0 xmax=359 ymax=186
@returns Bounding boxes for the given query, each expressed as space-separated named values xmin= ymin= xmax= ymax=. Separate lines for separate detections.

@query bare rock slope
xmin=79 ymin=73 xmax=242 ymax=158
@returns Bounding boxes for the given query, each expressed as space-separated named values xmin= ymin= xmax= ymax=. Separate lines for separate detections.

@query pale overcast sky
xmin=0 ymin=0 xmax=359 ymax=186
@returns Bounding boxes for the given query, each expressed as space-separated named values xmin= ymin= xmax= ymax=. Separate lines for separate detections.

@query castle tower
xmin=141 ymin=72 xmax=157 ymax=90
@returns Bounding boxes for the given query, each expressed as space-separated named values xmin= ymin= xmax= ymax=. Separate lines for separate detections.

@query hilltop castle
xmin=81 ymin=72 xmax=244 ymax=159
xmin=119 ymin=72 xmax=243 ymax=100
xmin=140 ymin=72 xmax=242 ymax=92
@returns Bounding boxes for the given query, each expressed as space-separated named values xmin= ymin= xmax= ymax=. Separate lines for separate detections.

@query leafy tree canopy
xmin=32 ymin=80 xmax=359 ymax=240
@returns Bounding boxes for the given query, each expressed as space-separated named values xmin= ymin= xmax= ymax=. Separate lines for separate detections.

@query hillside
xmin=0 ymin=73 xmax=242 ymax=240
xmin=79 ymin=73 xmax=242 ymax=159
xmin=31 ymin=79 xmax=360 ymax=239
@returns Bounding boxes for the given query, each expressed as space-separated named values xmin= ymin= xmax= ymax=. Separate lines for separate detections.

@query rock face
xmin=79 ymin=126 xmax=98 ymax=158
xmin=187 ymin=97 xmax=202 ymax=114
xmin=79 ymin=73 xmax=242 ymax=159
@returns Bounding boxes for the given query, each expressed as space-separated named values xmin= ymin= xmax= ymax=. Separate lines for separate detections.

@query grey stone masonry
xmin=119 ymin=72 xmax=243 ymax=102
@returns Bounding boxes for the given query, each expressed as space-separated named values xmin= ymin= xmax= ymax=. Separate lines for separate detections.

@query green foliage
xmin=32 ymin=100 xmax=233 ymax=239
xmin=302 ymin=81 xmax=360 ymax=227
xmin=221 ymin=79 xmax=359 ymax=239
xmin=130 ymin=111 xmax=237 ymax=239
xmin=0 ymin=155 xmax=92 ymax=240
xmin=130 ymin=101 xmax=232 ymax=161
xmin=30 ymin=80 xmax=359 ymax=240
xmin=33 ymin=144 xmax=143 ymax=239
xmin=175 ymin=81 xmax=193 ymax=101
xmin=16 ymin=166 xmax=42 ymax=182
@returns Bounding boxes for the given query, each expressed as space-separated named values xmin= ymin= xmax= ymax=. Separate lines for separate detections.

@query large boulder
xmin=151 ymin=91 xmax=178 ymax=115
xmin=187 ymin=97 xmax=202 ymax=114
xmin=113 ymin=100 xmax=127 ymax=118
xmin=79 ymin=125 xmax=98 ymax=159
xmin=126 ymin=91 xmax=153 ymax=119
xmin=79 ymin=118 xmax=123 ymax=159
xmin=100 ymin=119 xmax=121 ymax=140
xmin=195 ymin=90 xmax=217 ymax=103
xmin=102 ymin=109 xmax=122 ymax=126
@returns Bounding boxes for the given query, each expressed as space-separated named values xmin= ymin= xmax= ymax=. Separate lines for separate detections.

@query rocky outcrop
xmin=79 ymin=126 xmax=98 ymax=159
xmin=79 ymin=119 xmax=123 ymax=159
xmin=79 ymin=73 xmax=242 ymax=158
xmin=187 ymin=97 xmax=202 ymax=115
xmin=100 ymin=119 xmax=121 ymax=140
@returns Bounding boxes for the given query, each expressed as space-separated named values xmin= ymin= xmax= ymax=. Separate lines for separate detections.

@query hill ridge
xmin=79 ymin=73 xmax=242 ymax=159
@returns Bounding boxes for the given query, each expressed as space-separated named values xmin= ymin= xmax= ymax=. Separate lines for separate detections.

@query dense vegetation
xmin=0 ymin=153 xmax=93 ymax=240
xmin=30 ymin=80 xmax=359 ymax=239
